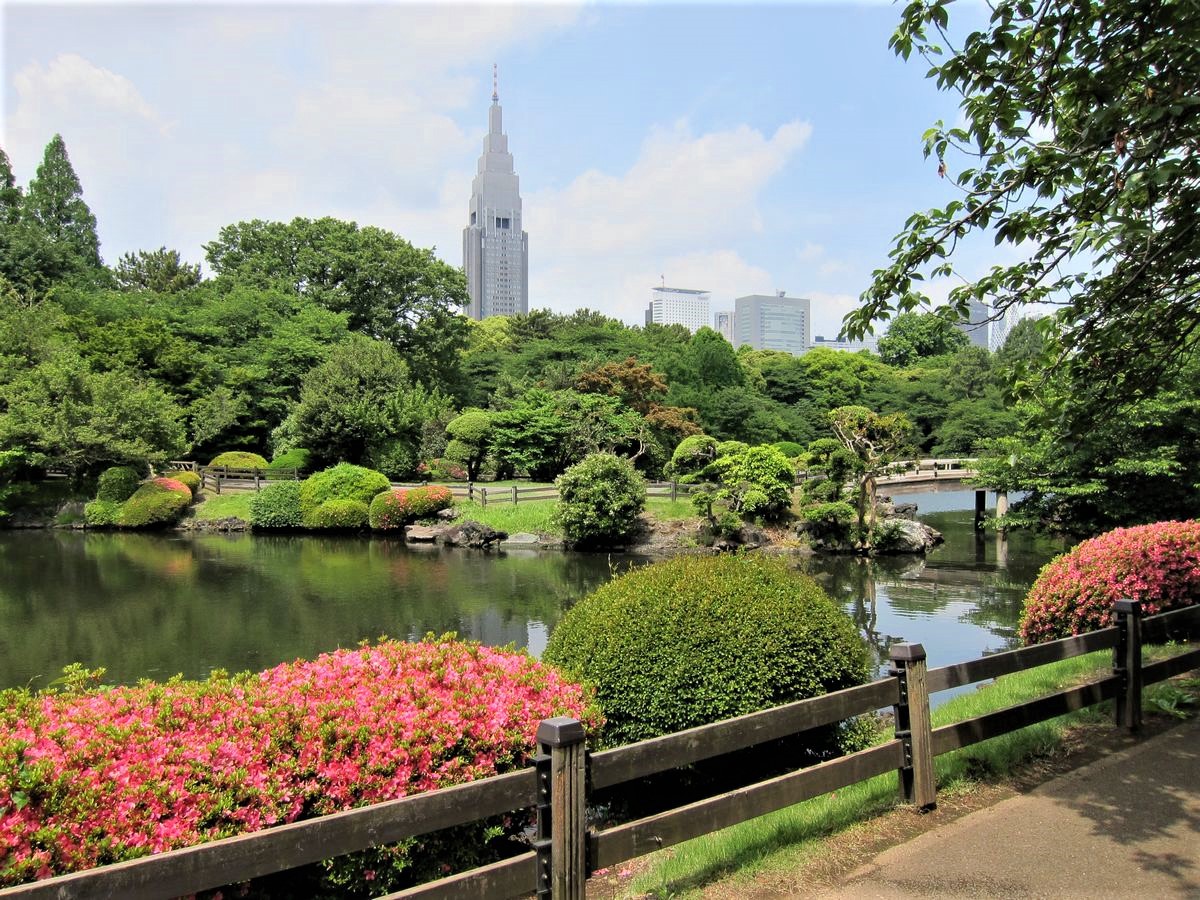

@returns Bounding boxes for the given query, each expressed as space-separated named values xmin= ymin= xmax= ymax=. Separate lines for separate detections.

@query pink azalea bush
xmin=1 ymin=638 xmax=599 ymax=894
xmin=1020 ymin=520 xmax=1200 ymax=644
xmin=368 ymin=486 xmax=454 ymax=531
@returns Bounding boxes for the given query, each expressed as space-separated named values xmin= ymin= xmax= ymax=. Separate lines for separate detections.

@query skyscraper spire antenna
xmin=492 ymin=63 xmax=499 ymax=103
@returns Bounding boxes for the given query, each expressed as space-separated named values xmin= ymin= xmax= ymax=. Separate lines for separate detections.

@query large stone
xmin=438 ymin=520 xmax=506 ymax=548
xmin=500 ymin=532 xmax=543 ymax=548
xmin=404 ymin=525 xmax=440 ymax=543
xmin=875 ymin=517 xmax=943 ymax=554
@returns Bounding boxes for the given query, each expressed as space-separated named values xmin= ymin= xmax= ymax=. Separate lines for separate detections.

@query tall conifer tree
xmin=24 ymin=134 xmax=100 ymax=267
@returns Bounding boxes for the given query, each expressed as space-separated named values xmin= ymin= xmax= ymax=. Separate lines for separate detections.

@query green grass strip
xmin=190 ymin=491 xmax=255 ymax=522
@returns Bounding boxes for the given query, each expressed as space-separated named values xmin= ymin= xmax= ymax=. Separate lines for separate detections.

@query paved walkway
xmin=818 ymin=714 xmax=1200 ymax=899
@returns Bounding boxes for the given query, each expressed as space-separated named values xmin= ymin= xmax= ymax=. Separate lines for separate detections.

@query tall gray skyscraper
xmin=462 ymin=67 xmax=528 ymax=319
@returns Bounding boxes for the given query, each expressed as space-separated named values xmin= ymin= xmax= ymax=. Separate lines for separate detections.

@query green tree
xmin=286 ymin=336 xmax=448 ymax=476
xmin=876 ymin=312 xmax=969 ymax=367
xmin=23 ymin=135 xmax=101 ymax=268
xmin=829 ymin=406 xmax=913 ymax=544
xmin=848 ymin=0 xmax=1200 ymax=421
xmin=204 ymin=217 xmax=469 ymax=388
xmin=0 ymin=351 xmax=185 ymax=477
xmin=114 ymin=248 xmax=201 ymax=293
xmin=0 ymin=147 xmax=21 ymax=224
xmin=443 ymin=409 xmax=492 ymax=481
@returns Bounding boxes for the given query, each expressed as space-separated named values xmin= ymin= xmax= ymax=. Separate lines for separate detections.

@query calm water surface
xmin=0 ymin=490 xmax=1070 ymax=690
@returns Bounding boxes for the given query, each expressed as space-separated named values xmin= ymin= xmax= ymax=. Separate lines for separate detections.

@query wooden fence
xmin=387 ymin=480 xmax=703 ymax=508
xmin=3 ymin=601 xmax=1195 ymax=900
xmin=165 ymin=463 xmax=302 ymax=494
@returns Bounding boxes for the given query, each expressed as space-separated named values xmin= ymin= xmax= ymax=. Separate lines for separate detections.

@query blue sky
xmin=2 ymin=1 xmax=993 ymax=338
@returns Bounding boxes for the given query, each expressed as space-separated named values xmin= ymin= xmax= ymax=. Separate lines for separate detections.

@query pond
xmin=0 ymin=490 xmax=1070 ymax=691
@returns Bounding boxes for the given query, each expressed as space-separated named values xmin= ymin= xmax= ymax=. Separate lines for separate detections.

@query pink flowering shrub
xmin=406 ymin=485 xmax=453 ymax=519
xmin=1020 ymin=520 xmax=1200 ymax=644
xmin=369 ymin=486 xmax=454 ymax=531
xmin=369 ymin=489 xmax=411 ymax=530
xmin=152 ymin=477 xmax=192 ymax=499
xmin=1 ymin=638 xmax=599 ymax=894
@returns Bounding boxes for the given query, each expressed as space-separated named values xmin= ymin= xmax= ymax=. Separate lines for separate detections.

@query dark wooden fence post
xmin=513 ymin=485 xmax=519 ymax=505
xmin=480 ymin=487 xmax=488 ymax=508
xmin=671 ymin=480 xmax=678 ymax=502
xmin=889 ymin=643 xmax=936 ymax=811
xmin=254 ymin=470 xmax=261 ymax=491
xmin=1113 ymin=599 xmax=1143 ymax=732
xmin=535 ymin=717 xmax=587 ymax=900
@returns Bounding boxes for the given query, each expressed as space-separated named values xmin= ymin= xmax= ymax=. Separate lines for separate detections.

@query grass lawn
xmin=450 ymin=499 xmax=560 ymax=536
xmin=190 ymin=491 xmax=255 ymax=522
xmin=626 ymin=647 xmax=1198 ymax=898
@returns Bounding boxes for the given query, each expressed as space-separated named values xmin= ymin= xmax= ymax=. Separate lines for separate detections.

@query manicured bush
xmin=1020 ymin=520 xmax=1200 ymax=644
xmin=0 ymin=639 xmax=599 ymax=893
xmin=305 ymin=498 xmax=370 ymax=530
xmin=369 ymin=489 xmax=411 ymax=531
xmin=417 ymin=458 xmax=468 ymax=482
xmin=83 ymin=499 xmax=121 ymax=527
xmin=715 ymin=440 xmax=749 ymax=458
xmin=543 ymin=554 xmax=870 ymax=748
xmin=553 ymin=453 xmax=646 ymax=547
xmin=406 ymin=485 xmax=454 ymax=519
xmin=114 ymin=480 xmax=191 ymax=528
xmin=702 ymin=444 xmax=796 ymax=520
xmin=773 ymin=440 xmax=805 ymax=459
xmin=171 ymin=471 xmax=200 ymax=497
xmin=298 ymin=464 xmax=391 ymax=522
xmin=95 ymin=466 xmax=141 ymax=502
xmin=249 ymin=481 xmax=304 ymax=529
xmin=208 ymin=451 xmax=269 ymax=469
xmin=666 ymin=435 xmax=717 ymax=479
xmin=800 ymin=501 xmax=856 ymax=536
xmin=266 ymin=448 xmax=311 ymax=478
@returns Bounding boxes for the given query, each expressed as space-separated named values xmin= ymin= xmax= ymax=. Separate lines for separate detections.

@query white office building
xmin=955 ymin=297 xmax=991 ymax=349
xmin=733 ymin=292 xmax=811 ymax=355
xmin=462 ymin=70 xmax=528 ymax=319
xmin=645 ymin=286 xmax=711 ymax=333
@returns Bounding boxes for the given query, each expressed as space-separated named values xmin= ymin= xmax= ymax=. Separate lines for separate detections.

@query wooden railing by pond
xmin=390 ymin=480 xmax=704 ymax=507
xmin=3 ymin=601 xmax=1195 ymax=900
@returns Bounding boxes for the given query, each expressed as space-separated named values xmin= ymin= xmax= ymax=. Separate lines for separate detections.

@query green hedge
xmin=299 ymin=464 xmax=391 ymax=522
xmin=544 ymin=554 xmax=870 ymax=748
xmin=115 ymin=481 xmax=191 ymax=528
xmin=305 ymin=499 xmax=370 ymax=530
xmin=83 ymin=500 xmax=122 ymax=527
xmin=553 ymin=453 xmax=646 ymax=546
xmin=95 ymin=466 xmax=141 ymax=502
xmin=249 ymin=481 xmax=304 ymax=529
xmin=172 ymin=471 xmax=201 ymax=497
xmin=267 ymin=448 xmax=311 ymax=477
xmin=209 ymin=451 xmax=269 ymax=469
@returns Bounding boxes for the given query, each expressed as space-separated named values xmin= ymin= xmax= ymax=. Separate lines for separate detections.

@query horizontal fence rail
xmin=4 ymin=602 xmax=1195 ymax=899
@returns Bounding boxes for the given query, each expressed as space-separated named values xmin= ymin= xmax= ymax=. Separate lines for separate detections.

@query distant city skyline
xmin=4 ymin=2 xmax=1002 ymax=339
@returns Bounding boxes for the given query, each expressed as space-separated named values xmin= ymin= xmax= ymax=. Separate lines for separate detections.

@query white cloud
xmin=526 ymin=118 xmax=810 ymax=323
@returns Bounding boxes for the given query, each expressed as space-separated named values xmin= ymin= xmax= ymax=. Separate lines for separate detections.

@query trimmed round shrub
xmin=553 ymin=453 xmax=646 ymax=547
xmin=666 ymin=434 xmax=718 ymax=479
xmin=704 ymin=444 xmax=796 ymax=519
xmin=249 ymin=481 xmax=303 ymax=529
xmin=369 ymin=489 xmax=412 ymax=531
xmin=1020 ymin=520 xmax=1200 ymax=644
xmin=406 ymin=485 xmax=454 ymax=519
xmin=544 ymin=554 xmax=870 ymax=748
xmin=299 ymin=464 xmax=391 ymax=520
xmin=0 ymin=638 xmax=599 ymax=893
xmin=304 ymin=498 xmax=370 ymax=530
xmin=266 ymin=448 xmax=311 ymax=478
xmin=773 ymin=440 xmax=805 ymax=459
xmin=171 ymin=471 xmax=201 ymax=497
xmin=83 ymin=499 xmax=121 ymax=527
xmin=115 ymin=481 xmax=191 ymax=528
xmin=715 ymin=440 xmax=749 ymax=458
xmin=95 ymin=466 xmax=141 ymax=502
xmin=208 ymin=451 xmax=269 ymax=469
